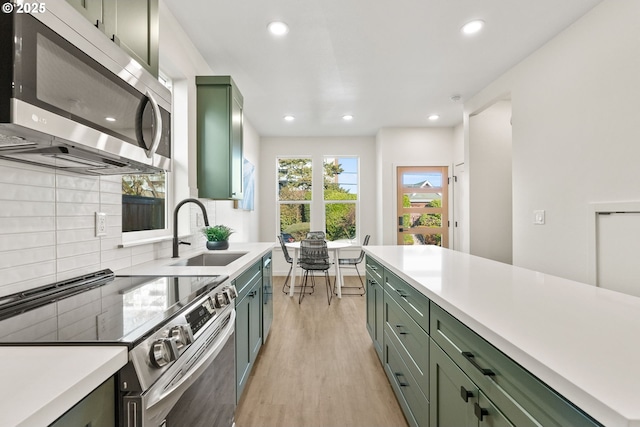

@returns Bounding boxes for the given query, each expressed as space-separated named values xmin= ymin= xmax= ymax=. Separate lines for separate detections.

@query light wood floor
xmin=235 ymin=275 xmax=409 ymax=427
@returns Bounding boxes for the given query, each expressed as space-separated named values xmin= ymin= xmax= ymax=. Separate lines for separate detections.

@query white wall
xmin=465 ymin=0 xmax=640 ymax=283
xmin=468 ymin=101 xmax=512 ymax=264
xmin=376 ymin=128 xmax=454 ymax=246
xmin=258 ymin=136 xmax=376 ymax=275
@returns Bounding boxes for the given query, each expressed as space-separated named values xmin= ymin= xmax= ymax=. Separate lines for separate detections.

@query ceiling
xmin=164 ymin=0 xmax=602 ymax=137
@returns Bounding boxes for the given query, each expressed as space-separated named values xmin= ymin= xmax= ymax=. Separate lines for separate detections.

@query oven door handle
xmin=146 ymin=309 xmax=236 ymax=411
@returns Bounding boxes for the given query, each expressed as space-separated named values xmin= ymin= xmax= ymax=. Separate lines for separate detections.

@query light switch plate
xmin=95 ymin=212 xmax=107 ymax=236
xmin=533 ymin=210 xmax=545 ymax=225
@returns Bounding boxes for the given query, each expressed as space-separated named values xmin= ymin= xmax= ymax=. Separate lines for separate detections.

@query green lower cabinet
xmin=430 ymin=339 xmax=512 ymax=427
xmin=385 ymin=332 xmax=429 ymax=427
xmin=234 ymin=261 xmax=263 ymax=403
xmin=365 ymin=258 xmax=384 ymax=362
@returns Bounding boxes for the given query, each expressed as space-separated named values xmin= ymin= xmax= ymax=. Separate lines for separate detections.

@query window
xmin=122 ymin=73 xmax=172 ymax=237
xmin=276 ymin=156 xmax=360 ymax=242
xmin=324 ymin=157 xmax=358 ymax=242
xmin=122 ymin=172 xmax=167 ymax=232
xmin=278 ymin=158 xmax=312 ymax=241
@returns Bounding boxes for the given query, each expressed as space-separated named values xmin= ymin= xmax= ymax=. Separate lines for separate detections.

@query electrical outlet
xmin=533 ymin=210 xmax=545 ymax=225
xmin=95 ymin=212 xmax=107 ymax=236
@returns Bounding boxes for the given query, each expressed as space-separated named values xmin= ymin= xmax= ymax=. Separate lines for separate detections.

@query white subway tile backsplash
xmin=0 ymin=200 xmax=56 ymax=217
xmin=0 ymin=164 xmax=203 ymax=297
xmin=99 ymin=178 xmax=122 ymax=194
xmin=100 ymin=191 xmax=122 ymax=205
xmin=0 ymin=246 xmax=56 ymax=269
xmin=56 ymin=228 xmax=99 ymax=245
xmin=0 ymin=260 xmax=56 ymax=288
xmin=56 ymin=174 xmax=99 ymax=191
xmin=0 ymin=161 xmax=56 ymax=186
xmin=56 ymin=256 xmax=101 ymax=278
xmin=56 ymin=216 xmax=94 ymax=230
xmin=57 ymin=240 xmax=101 ymax=258
xmin=0 ymin=232 xmax=56 ymax=251
xmin=103 ymin=256 xmax=132 ymax=272
xmin=0 ymin=182 xmax=55 ymax=202
xmin=0 ymin=217 xmax=55 ymax=234
xmin=56 ymin=188 xmax=100 ymax=204
xmin=56 ymin=202 xmax=100 ymax=216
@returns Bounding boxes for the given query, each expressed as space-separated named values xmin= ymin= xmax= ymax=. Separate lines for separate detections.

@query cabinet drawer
xmin=365 ymin=256 xmax=384 ymax=283
xmin=384 ymin=270 xmax=429 ymax=333
xmin=430 ymin=302 xmax=600 ymax=427
xmin=384 ymin=331 xmax=429 ymax=427
xmin=235 ymin=260 xmax=262 ymax=301
xmin=384 ymin=290 xmax=429 ymax=399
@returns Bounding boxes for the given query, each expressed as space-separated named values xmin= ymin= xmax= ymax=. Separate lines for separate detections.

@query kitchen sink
xmin=171 ymin=252 xmax=248 ymax=267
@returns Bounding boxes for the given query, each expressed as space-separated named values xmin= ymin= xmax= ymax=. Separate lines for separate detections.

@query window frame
xmin=276 ymin=156 xmax=313 ymax=241
xmin=323 ymin=156 xmax=359 ymax=242
xmin=275 ymin=155 xmax=360 ymax=243
xmin=121 ymin=72 xmax=174 ymax=245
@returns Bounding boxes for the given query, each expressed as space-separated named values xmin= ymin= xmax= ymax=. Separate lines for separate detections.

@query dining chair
xmin=337 ymin=234 xmax=370 ymax=296
xmin=306 ymin=231 xmax=326 ymax=240
xmin=277 ymin=235 xmax=312 ymax=295
xmin=298 ymin=239 xmax=333 ymax=305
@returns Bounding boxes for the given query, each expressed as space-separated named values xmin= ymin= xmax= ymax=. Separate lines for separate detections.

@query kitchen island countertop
xmin=364 ymin=245 xmax=640 ymax=427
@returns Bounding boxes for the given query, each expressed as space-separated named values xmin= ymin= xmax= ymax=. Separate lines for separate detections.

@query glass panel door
xmin=397 ymin=166 xmax=449 ymax=247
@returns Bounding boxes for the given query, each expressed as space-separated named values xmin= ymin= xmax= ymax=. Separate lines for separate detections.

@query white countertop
xmin=0 ymin=346 xmax=127 ymax=427
xmin=364 ymin=245 xmax=640 ymax=427
xmin=1 ymin=242 xmax=273 ymax=427
xmin=116 ymin=242 xmax=275 ymax=279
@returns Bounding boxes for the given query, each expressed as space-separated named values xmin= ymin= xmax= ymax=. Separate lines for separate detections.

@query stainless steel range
xmin=0 ymin=269 xmax=237 ymax=427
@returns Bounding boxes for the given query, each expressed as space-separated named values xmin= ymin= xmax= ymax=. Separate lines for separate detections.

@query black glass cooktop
xmin=0 ymin=270 xmax=228 ymax=347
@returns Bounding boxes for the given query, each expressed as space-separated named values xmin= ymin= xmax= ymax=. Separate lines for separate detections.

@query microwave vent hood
xmin=0 ymin=6 xmax=171 ymax=175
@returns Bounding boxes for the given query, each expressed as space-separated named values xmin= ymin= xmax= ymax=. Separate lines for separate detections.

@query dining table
xmin=285 ymin=241 xmax=351 ymax=298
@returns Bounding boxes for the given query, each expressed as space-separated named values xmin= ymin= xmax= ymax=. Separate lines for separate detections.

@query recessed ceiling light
xmin=283 ymin=115 xmax=295 ymax=121
xmin=268 ymin=21 xmax=289 ymax=36
xmin=105 ymin=117 xmax=116 ymax=122
xmin=461 ymin=19 xmax=484 ymax=35
xmin=342 ymin=115 xmax=353 ymax=121
xmin=428 ymin=114 xmax=440 ymax=121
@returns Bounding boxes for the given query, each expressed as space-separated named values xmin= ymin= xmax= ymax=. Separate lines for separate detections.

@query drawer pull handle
xmin=462 ymin=352 xmax=495 ymax=376
xmin=474 ymin=402 xmax=489 ymax=421
xmin=460 ymin=386 xmax=473 ymax=402
xmin=395 ymin=289 xmax=408 ymax=298
xmin=394 ymin=324 xmax=408 ymax=335
xmin=394 ymin=372 xmax=409 ymax=387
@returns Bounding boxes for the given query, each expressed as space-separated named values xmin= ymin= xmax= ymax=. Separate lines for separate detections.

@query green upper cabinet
xmin=196 ymin=76 xmax=244 ymax=200
xmin=66 ymin=0 xmax=159 ymax=77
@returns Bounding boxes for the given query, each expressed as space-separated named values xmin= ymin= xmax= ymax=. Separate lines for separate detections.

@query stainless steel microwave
xmin=0 ymin=5 xmax=171 ymax=175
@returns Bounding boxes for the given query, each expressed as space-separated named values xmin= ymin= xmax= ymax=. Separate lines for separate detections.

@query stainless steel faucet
xmin=173 ymin=198 xmax=210 ymax=258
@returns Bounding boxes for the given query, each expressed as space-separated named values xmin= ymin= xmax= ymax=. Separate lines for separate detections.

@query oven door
xmin=124 ymin=309 xmax=236 ymax=427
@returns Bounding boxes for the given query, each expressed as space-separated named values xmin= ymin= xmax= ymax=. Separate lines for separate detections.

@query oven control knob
xmin=170 ymin=325 xmax=194 ymax=349
xmin=213 ymin=292 xmax=226 ymax=308
xmin=225 ymin=285 xmax=238 ymax=299
xmin=150 ymin=338 xmax=177 ymax=368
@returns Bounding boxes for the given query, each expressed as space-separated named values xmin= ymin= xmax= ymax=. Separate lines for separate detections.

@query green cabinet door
xmin=365 ymin=257 xmax=384 ymax=362
xmin=66 ymin=0 xmax=104 ymax=26
xmin=262 ymin=253 xmax=273 ymax=342
xmin=430 ymin=339 xmax=477 ymax=427
xmin=235 ymin=293 xmax=251 ymax=403
xmin=248 ymin=282 xmax=262 ymax=365
xmin=66 ymin=0 xmax=159 ymax=77
xmin=106 ymin=0 xmax=159 ymax=77
xmin=196 ymin=76 xmax=244 ymax=200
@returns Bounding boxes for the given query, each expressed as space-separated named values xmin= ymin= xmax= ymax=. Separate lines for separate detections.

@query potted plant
xmin=202 ymin=225 xmax=234 ymax=250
